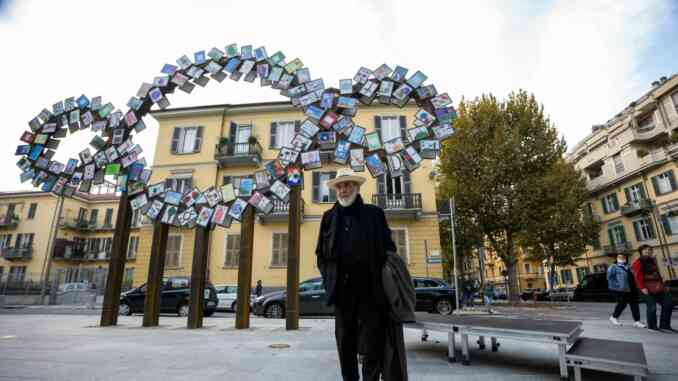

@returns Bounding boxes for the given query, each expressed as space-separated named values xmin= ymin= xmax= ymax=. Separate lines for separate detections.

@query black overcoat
xmin=315 ymin=194 xmax=408 ymax=380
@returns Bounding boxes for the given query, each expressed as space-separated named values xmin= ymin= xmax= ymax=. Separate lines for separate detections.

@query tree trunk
xmin=506 ymin=261 xmax=521 ymax=302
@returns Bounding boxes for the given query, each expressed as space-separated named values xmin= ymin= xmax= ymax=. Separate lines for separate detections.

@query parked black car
xmin=520 ymin=288 xmax=550 ymax=301
xmin=253 ymin=276 xmax=457 ymax=319
xmin=119 ymin=276 xmax=218 ymax=317
xmin=572 ymin=272 xmax=615 ymax=302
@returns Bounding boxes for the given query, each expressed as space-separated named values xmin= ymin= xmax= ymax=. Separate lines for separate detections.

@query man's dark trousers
xmin=335 ymin=270 xmax=386 ymax=381
xmin=644 ymin=292 xmax=673 ymax=329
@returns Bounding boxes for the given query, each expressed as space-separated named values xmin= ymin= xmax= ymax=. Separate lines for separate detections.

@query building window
xmin=593 ymin=264 xmax=608 ymax=273
xmin=601 ymin=193 xmax=619 ymax=213
xmin=312 ymin=172 xmax=337 ymax=203
xmin=561 ymin=269 xmax=573 ymax=285
xmin=127 ymin=236 xmax=139 ymax=259
xmin=576 ymin=267 xmax=589 ymax=283
xmin=379 ymin=116 xmax=401 ymax=142
xmin=8 ymin=266 xmax=26 ymax=282
xmin=170 ymin=126 xmax=203 ymax=154
xmin=671 ymin=91 xmax=678 ymax=112
xmin=272 ymin=121 xmax=296 ymax=149
xmin=0 ymin=234 xmax=11 ymax=248
xmin=391 ymin=228 xmax=408 ymax=263
xmin=165 ymin=235 xmax=182 ymax=268
xmin=624 ymin=183 xmax=646 ymax=203
xmin=104 ymin=208 xmax=114 ymax=226
xmin=651 ymin=170 xmax=676 ymax=196
xmin=524 ymin=263 xmax=531 ymax=273
xmin=27 ymin=203 xmax=37 ymax=219
xmin=224 ymin=234 xmax=240 ymax=267
xmin=16 ymin=233 xmax=34 ymax=248
xmin=89 ymin=209 xmax=98 ymax=226
xmin=223 ymin=176 xmax=252 ymax=197
xmin=77 ymin=208 xmax=88 ymax=223
xmin=165 ymin=176 xmax=193 ymax=194
xmin=130 ymin=209 xmax=142 ymax=227
xmin=608 ymin=223 xmax=627 ymax=245
xmin=271 ymin=233 xmax=288 ymax=267
xmin=633 ymin=217 xmax=655 ymax=241
xmin=123 ymin=268 xmax=134 ymax=291
xmin=637 ymin=113 xmax=655 ymax=132
xmin=661 ymin=212 xmax=678 ymax=235
xmin=613 ymin=154 xmax=624 ymax=174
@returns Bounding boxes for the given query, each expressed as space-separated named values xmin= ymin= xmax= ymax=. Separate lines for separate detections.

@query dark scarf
xmin=639 ymin=255 xmax=658 ymax=275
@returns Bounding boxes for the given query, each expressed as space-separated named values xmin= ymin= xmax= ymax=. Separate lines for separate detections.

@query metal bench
xmin=409 ymin=312 xmax=584 ymax=380
xmin=566 ymin=337 xmax=648 ymax=381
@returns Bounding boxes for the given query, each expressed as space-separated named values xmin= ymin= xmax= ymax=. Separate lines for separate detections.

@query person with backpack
xmin=631 ymin=245 xmax=675 ymax=332
xmin=607 ymin=254 xmax=645 ymax=327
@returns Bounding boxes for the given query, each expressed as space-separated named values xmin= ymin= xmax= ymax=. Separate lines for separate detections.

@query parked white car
xmin=214 ymin=284 xmax=254 ymax=312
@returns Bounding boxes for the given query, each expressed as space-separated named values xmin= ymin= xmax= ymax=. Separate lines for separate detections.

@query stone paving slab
xmin=0 ymin=307 xmax=677 ymax=381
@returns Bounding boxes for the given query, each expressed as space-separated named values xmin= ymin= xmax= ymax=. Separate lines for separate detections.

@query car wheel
xmin=231 ymin=301 xmax=237 ymax=312
xmin=118 ymin=302 xmax=132 ymax=316
xmin=178 ymin=303 xmax=190 ymax=317
xmin=435 ymin=299 xmax=454 ymax=315
xmin=265 ymin=303 xmax=285 ymax=319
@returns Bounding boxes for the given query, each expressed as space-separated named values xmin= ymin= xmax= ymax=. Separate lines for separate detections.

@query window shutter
xmin=171 ymin=128 xmax=181 ymax=154
xmin=27 ymin=234 xmax=34 ymax=248
xmin=403 ymin=171 xmax=411 ymax=194
xmin=399 ymin=116 xmax=407 ymax=141
xmin=294 ymin=120 xmax=301 ymax=135
xmin=194 ymin=127 xmax=203 ymax=152
xmin=270 ymin=122 xmax=277 ymax=148
xmin=662 ymin=214 xmax=672 ymax=235
xmin=377 ymin=174 xmax=386 ymax=195
xmin=633 ymin=221 xmax=642 ymax=241
xmin=638 ymin=184 xmax=647 ymax=199
xmin=229 ymin=122 xmax=237 ymax=155
xmin=619 ymin=226 xmax=627 ymax=243
xmin=668 ymin=171 xmax=677 ymax=191
xmin=223 ymin=176 xmax=231 ymax=185
xmin=601 ymin=198 xmax=608 ymax=214
xmin=607 ymin=228 xmax=615 ymax=245
xmin=624 ymin=188 xmax=631 ymax=204
xmin=312 ymin=172 xmax=320 ymax=202
xmin=329 ymin=172 xmax=337 ymax=202
xmin=611 ymin=193 xmax=619 ymax=211
xmin=648 ymin=219 xmax=656 ymax=239
xmin=185 ymin=177 xmax=193 ymax=191
xmin=651 ymin=175 xmax=660 ymax=195
xmin=375 ymin=116 xmax=382 ymax=138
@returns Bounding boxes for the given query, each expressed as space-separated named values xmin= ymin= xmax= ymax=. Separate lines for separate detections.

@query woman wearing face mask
xmin=607 ymin=254 xmax=645 ymax=328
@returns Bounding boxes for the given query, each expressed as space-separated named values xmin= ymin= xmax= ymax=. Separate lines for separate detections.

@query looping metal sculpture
xmin=16 ymin=44 xmax=456 ymax=230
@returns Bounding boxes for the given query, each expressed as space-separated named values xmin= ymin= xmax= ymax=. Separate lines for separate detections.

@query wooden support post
xmin=286 ymin=185 xmax=302 ymax=330
xmin=143 ymin=220 xmax=169 ymax=327
xmin=187 ymin=226 xmax=210 ymax=329
xmin=235 ymin=206 xmax=255 ymax=329
xmin=100 ymin=192 xmax=132 ymax=326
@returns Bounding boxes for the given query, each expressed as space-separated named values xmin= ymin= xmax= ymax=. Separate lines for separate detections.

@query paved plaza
xmin=0 ymin=303 xmax=677 ymax=381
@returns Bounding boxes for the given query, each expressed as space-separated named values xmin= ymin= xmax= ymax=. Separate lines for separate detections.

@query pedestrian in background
xmin=483 ymin=282 xmax=495 ymax=313
xmin=632 ymin=245 xmax=676 ymax=333
xmin=607 ymin=254 xmax=645 ymax=328
xmin=255 ymin=280 xmax=263 ymax=297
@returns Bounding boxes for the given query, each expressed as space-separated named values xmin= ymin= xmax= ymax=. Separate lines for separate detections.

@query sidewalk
xmin=1 ymin=309 xmax=677 ymax=380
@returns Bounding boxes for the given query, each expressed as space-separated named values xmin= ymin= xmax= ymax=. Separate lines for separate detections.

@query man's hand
xmin=641 ymin=288 xmax=649 ymax=295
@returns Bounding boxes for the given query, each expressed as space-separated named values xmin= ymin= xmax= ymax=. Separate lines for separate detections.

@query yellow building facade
xmin=554 ymin=74 xmax=678 ymax=288
xmin=132 ymin=101 xmax=443 ymax=288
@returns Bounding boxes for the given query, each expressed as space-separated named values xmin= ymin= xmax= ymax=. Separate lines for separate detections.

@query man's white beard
xmin=337 ymin=190 xmax=358 ymax=207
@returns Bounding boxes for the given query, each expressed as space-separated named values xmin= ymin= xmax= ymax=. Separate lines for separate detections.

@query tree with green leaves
xmin=519 ymin=160 xmax=601 ymax=291
xmin=438 ymin=90 xmax=566 ymax=301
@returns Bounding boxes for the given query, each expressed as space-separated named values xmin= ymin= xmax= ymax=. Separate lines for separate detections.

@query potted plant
xmin=219 ymin=136 xmax=230 ymax=146
xmin=248 ymin=135 xmax=258 ymax=144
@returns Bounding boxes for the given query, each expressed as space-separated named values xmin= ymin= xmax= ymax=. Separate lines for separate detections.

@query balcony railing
xmin=630 ymin=125 xmax=666 ymax=143
xmin=0 ymin=214 xmax=20 ymax=229
xmin=53 ymin=244 xmax=86 ymax=261
xmin=586 ymin=149 xmax=668 ymax=192
xmin=0 ymin=247 xmax=33 ymax=260
xmin=603 ymin=242 xmax=633 ymax=256
xmin=214 ymin=140 xmax=262 ymax=167
xmin=257 ymin=199 xmax=305 ymax=224
xmin=621 ymin=198 xmax=654 ymax=217
xmin=61 ymin=218 xmax=120 ymax=232
xmin=372 ymin=193 xmax=422 ymax=219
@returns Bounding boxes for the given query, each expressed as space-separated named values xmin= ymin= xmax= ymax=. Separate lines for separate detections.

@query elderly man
xmin=315 ymin=168 xmax=405 ymax=381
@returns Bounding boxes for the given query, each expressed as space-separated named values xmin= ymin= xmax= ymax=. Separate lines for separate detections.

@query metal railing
xmin=603 ymin=242 xmax=633 ymax=256
xmin=214 ymin=141 xmax=262 ymax=157
xmin=372 ymin=193 xmax=422 ymax=210
xmin=620 ymin=198 xmax=654 ymax=216
xmin=0 ymin=214 xmax=19 ymax=228
xmin=0 ymin=247 xmax=33 ymax=260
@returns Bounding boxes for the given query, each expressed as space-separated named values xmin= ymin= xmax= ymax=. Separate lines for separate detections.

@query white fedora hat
xmin=327 ymin=168 xmax=366 ymax=189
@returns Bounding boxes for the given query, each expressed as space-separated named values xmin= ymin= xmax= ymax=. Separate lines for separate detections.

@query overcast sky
xmin=1 ymin=0 xmax=676 ymax=192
